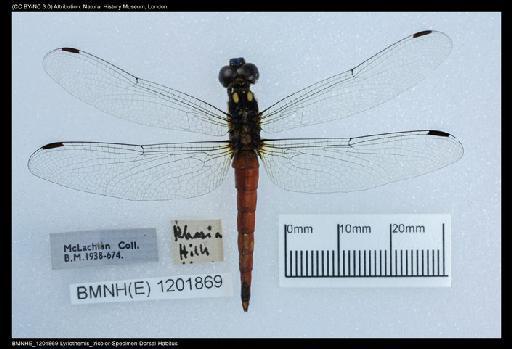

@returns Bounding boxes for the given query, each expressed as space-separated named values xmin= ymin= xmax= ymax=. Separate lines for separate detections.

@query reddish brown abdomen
xmin=232 ymin=150 xmax=259 ymax=312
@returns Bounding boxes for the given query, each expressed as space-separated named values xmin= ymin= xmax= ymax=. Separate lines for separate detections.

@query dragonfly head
xmin=219 ymin=57 xmax=259 ymax=88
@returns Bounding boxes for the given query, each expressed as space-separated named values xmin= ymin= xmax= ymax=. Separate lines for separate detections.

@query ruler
xmin=279 ymin=214 xmax=451 ymax=287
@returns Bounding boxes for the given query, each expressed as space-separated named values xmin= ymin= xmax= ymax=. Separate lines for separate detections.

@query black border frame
xmin=6 ymin=1 xmax=507 ymax=347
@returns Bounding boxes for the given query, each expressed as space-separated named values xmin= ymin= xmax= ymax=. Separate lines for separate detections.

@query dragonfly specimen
xmin=28 ymin=30 xmax=463 ymax=311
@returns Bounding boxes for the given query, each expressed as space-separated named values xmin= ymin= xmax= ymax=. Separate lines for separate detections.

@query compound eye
xmin=218 ymin=66 xmax=235 ymax=87
xmin=237 ymin=63 xmax=259 ymax=83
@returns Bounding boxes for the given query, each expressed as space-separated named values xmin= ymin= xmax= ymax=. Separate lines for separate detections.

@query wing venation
xmin=260 ymin=130 xmax=463 ymax=193
xmin=28 ymin=141 xmax=232 ymax=200
xmin=43 ymin=48 xmax=229 ymax=136
xmin=260 ymin=31 xmax=452 ymax=133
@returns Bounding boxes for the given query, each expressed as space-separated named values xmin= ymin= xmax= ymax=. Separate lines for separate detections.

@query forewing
xmin=260 ymin=130 xmax=463 ymax=193
xmin=28 ymin=141 xmax=232 ymax=200
xmin=43 ymin=48 xmax=229 ymax=136
xmin=260 ymin=31 xmax=452 ymax=133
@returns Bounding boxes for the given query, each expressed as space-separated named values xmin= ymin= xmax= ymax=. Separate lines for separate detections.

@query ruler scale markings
xmin=293 ymin=250 xmax=297 ymax=276
xmin=325 ymin=250 xmax=329 ymax=276
xmin=389 ymin=225 xmax=393 ymax=276
xmin=379 ymin=250 xmax=382 ymax=276
xmin=301 ymin=250 xmax=303 ymax=276
xmin=416 ymin=249 xmax=419 ymax=276
xmin=422 ymin=250 xmax=425 ymax=276
xmin=337 ymin=229 xmax=341 ymax=276
xmin=374 ymin=250 xmax=377 ymax=276
xmin=358 ymin=250 xmax=361 ymax=276
xmin=308 ymin=250 xmax=312 ymax=276
xmin=348 ymin=250 xmax=351 ymax=276
xmin=291 ymin=250 xmax=294 ymax=276
xmin=330 ymin=250 xmax=332 ymax=276
xmin=369 ymin=250 xmax=372 ymax=276
xmin=300 ymin=250 xmax=304 ymax=276
xmin=343 ymin=250 xmax=346 ymax=276
xmin=281 ymin=215 xmax=450 ymax=284
xmin=411 ymin=250 xmax=413 ymax=276
xmin=311 ymin=250 xmax=314 ymax=276
xmin=437 ymin=249 xmax=440 ymax=276
xmin=363 ymin=250 xmax=367 ymax=276
xmin=367 ymin=250 xmax=369 ymax=276
xmin=326 ymin=251 xmax=328 ymax=276
xmin=411 ymin=249 xmax=414 ymax=276
xmin=316 ymin=250 xmax=319 ymax=276
xmin=432 ymin=249 xmax=435 ymax=276
xmin=400 ymin=250 xmax=403 ymax=276
xmin=368 ymin=250 xmax=371 ymax=276
xmin=352 ymin=250 xmax=356 ymax=276
xmin=410 ymin=249 xmax=413 ymax=276
xmin=330 ymin=250 xmax=333 ymax=276
xmin=412 ymin=250 xmax=415 ymax=276
xmin=289 ymin=250 xmax=292 ymax=276
xmin=310 ymin=250 xmax=313 ymax=276
xmin=367 ymin=250 xmax=370 ymax=276
xmin=411 ymin=250 xmax=414 ymax=276
xmin=322 ymin=250 xmax=325 ymax=276
xmin=328 ymin=250 xmax=331 ymax=276
xmin=405 ymin=250 xmax=408 ymax=276
xmin=427 ymin=249 xmax=430 ymax=275
xmin=395 ymin=250 xmax=398 ymax=276
xmin=305 ymin=250 xmax=309 ymax=276
xmin=331 ymin=250 xmax=335 ymax=276
xmin=284 ymin=226 xmax=288 ymax=277
xmin=348 ymin=250 xmax=356 ymax=276
xmin=442 ymin=223 xmax=446 ymax=275
xmin=384 ymin=250 xmax=387 ymax=275
xmin=325 ymin=250 xmax=328 ymax=276
xmin=368 ymin=250 xmax=370 ymax=276
xmin=295 ymin=250 xmax=299 ymax=276
xmin=295 ymin=250 xmax=298 ymax=276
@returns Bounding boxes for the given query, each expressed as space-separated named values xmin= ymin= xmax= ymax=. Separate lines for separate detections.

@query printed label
xmin=70 ymin=273 xmax=233 ymax=304
xmin=279 ymin=214 xmax=451 ymax=287
xmin=50 ymin=228 xmax=158 ymax=269
xmin=171 ymin=220 xmax=224 ymax=264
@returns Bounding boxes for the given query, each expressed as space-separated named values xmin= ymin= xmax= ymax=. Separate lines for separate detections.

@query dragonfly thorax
xmin=228 ymin=87 xmax=260 ymax=151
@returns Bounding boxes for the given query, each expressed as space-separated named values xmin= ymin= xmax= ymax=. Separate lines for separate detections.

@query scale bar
xmin=281 ymin=215 xmax=450 ymax=285
xmin=286 ymin=248 xmax=448 ymax=278
xmin=285 ymin=275 xmax=449 ymax=278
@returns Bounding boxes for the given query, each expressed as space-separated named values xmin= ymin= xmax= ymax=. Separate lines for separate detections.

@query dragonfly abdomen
xmin=232 ymin=150 xmax=259 ymax=312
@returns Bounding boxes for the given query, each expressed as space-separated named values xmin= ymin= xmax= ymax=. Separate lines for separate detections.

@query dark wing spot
xmin=61 ymin=47 xmax=80 ymax=53
xmin=42 ymin=142 xmax=64 ymax=150
xmin=413 ymin=30 xmax=433 ymax=38
xmin=428 ymin=130 xmax=450 ymax=137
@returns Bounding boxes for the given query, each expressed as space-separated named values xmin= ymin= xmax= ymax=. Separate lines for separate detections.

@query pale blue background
xmin=12 ymin=12 xmax=501 ymax=337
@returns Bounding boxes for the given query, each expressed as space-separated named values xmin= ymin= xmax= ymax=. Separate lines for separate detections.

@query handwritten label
xmin=50 ymin=228 xmax=158 ymax=269
xmin=70 ymin=273 xmax=233 ymax=304
xmin=171 ymin=220 xmax=223 ymax=264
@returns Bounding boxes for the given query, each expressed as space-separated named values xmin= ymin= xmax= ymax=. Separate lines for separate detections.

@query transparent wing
xmin=259 ymin=130 xmax=463 ymax=193
xmin=28 ymin=141 xmax=232 ymax=200
xmin=43 ymin=48 xmax=229 ymax=136
xmin=260 ymin=31 xmax=452 ymax=133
